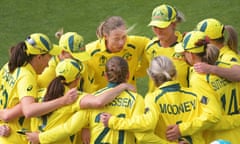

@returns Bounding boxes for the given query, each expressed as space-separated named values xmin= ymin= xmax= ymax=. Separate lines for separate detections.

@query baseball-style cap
xmin=25 ymin=33 xmax=59 ymax=56
xmin=148 ymin=4 xmax=177 ymax=28
xmin=59 ymin=32 xmax=90 ymax=61
xmin=56 ymin=58 xmax=84 ymax=83
xmin=175 ymin=31 xmax=207 ymax=53
xmin=196 ymin=18 xmax=224 ymax=39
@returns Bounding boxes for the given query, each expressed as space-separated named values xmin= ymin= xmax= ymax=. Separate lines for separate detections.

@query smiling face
xmin=105 ymin=25 xmax=127 ymax=53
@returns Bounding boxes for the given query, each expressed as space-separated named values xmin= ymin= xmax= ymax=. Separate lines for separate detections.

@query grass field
xmin=0 ymin=0 xmax=239 ymax=95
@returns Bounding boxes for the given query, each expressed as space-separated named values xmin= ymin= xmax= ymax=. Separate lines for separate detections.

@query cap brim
xmin=72 ymin=52 xmax=90 ymax=61
xmin=148 ymin=20 xmax=171 ymax=28
xmin=174 ymin=43 xmax=185 ymax=53
xmin=49 ymin=44 xmax=62 ymax=56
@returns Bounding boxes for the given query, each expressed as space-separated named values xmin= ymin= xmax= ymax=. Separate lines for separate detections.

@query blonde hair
xmin=147 ymin=56 xmax=176 ymax=86
xmin=96 ymin=16 xmax=126 ymax=39
xmin=175 ymin=9 xmax=185 ymax=23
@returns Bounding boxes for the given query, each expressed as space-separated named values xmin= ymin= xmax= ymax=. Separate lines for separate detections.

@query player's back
xmin=205 ymin=61 xmax=240 ymax=144
xmin=149 ymin=81 xmax=205 ymax=143
xmin=89 ymin=85 xmax=144 ymax=144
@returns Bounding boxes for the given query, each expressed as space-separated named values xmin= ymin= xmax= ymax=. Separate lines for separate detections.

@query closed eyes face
xmin=152 ymin=24 xmax=175 ymax=41
xmin=105 ymin=26 xmax=127 ymax=53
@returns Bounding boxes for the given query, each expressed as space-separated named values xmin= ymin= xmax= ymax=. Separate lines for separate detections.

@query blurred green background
xmin=0 ymin=0 xmax=239 ymax=95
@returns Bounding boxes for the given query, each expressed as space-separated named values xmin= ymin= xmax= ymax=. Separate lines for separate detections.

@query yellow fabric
xmin=58 ymin=32 xmax=90 ymax=61
xmin=56 ymin=59 xmax=82 ymax=83
xmin=144 ymin=31 xmax=189 ymax=93
xmin=37 ymin=56 xmax=94 ymax=93
xmin=25 ymin=33 xmax=59 ymax=56
xmin=86 ymin=35 xmax=150 ymax=92
xmin=35 ymin=89 xmax=87 ymax=144
xmin=108 ymin=81 xmax=215 ymax=143
xmin=175 ymin=31 xmax=206 ymax=53
xmin=39 ymin=110 xmax=89 ymax=144
xmin=37 ymin=56 xmax=59 ymax=88
xmin=198 ymin=62 xmax=240 ymax=144
xmin=148 ymin=4 xmax=177 ymax=28
xmin=0 ymin=63 xmax=38 ymax=144
xmin=88 ymin=84 xmax=145 ymax=144
xmin=196 ymin=18 xmax=224 ymax=39
xmin=218 ymin=45 xmax=240 ymax=63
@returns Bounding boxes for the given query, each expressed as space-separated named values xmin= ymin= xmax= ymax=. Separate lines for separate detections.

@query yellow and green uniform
xmin=31 ymin=88 xmax=88 ymax=144
xmin=143 ymin=31 xmax=190 ymax=93
xmin=37 ymin=56 xmax=94 ymax=93
xmin=191 ymin=61 xmax=240 ymax=144
xmin=0 ymin=63 xmax=38 ymax=144
xmin=88 ymin=82 xmax=145 ymax=144
xmin=108 ymin=81 xmax=220 ymax=144
xmin=38 ymin=83 xmax=145 ymax=144
xmin=218 ymin=45 xmax=240 ymax=64
xmin=86 ymin=36 xmax=150 ymax=92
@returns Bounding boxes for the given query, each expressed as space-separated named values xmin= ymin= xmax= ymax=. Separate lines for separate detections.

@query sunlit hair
xmin=224 ymin=25 xmax=238 ymax=53
xmin=194 ymin=38 xmax=219 ymax=65
xmin=105 ymin=56 xmax=128 ymax=83
xmin=175 ymin=8 xmax=185 ymax=23
xmin=8 ymin=42 xmax=35 ymax=73
xmin=147 ymin=56 xmax=176 ymax=87
xmin=96 ymin=16 xmax=126 ymax=39
xmin=213 ymin=25 xmax=238 ymax=54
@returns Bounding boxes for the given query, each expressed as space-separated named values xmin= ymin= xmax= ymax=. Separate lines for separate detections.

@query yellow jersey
xmin=37 ymin=56 xmax=94 ymax=93
xmin=144 ymin=31 xmax=190 ymax=93
xmin=86 ymin=36 xmax=150 ymax=92
xmin=0 ymin=63 xmax=38 ymax=144
xmin=108 ymin=81 xmax=221 ymax=144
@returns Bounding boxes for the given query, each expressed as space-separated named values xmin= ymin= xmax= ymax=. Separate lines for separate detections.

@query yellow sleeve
xmin=18 ymin=70 xmax=38 ymax=100
xmin=39 ymin=110 xmax=88 ymax=143
xmin=135 ymin=132 xmax=177 ymax=144
xmin=135 ymin=37 xmax=150 ymax=78
xmin=37 ymin=57 xmax=58 ymax=88
xmin=209 ymin=114 xmax=240 ymax=130
xmin=108 ymin=94 xmax=159 ymax=132
xmin=179 ymin=89 xmax=222 ymax=136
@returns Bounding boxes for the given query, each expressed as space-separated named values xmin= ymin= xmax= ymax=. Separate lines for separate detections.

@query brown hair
xmin=96 ymin=16 xmax=126 ymax=39
xmin=105 ymin=56 xmax=128 ymax=83
xmin=194 ymin=38 xmax=219 ymax=65
xmin=224 ymin=25 xmax=238 ymax=53
xmin=41 ymin=76 xmax=65 ymax=118
xmin=8 ymin=42 xmax=34 ymax=73
xmin=213 ymin=25 xmax=238 ymax=54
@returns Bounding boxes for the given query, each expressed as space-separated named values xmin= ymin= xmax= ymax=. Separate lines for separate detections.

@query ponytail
xmin=8 ymin=42 xmax=34 ymax=73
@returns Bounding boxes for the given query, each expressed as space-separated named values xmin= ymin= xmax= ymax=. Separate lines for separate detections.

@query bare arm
xmin=21 ymin=88 xmax=78 ymax=118
xmin=80 ymin=83 xmax=135 ymax=109
xmin=0 ymin=104 xmax=23 ymax=122
xmin=194 ymin=63 xmax=240 ymax=82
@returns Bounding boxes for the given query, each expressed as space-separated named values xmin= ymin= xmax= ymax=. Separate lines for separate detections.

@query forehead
xmin=108 ymin=26 xmax=127 ymax=37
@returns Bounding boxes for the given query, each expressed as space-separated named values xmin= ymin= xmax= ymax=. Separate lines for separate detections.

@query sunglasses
xmin=26 ymin=36 xmax=50 ymax=53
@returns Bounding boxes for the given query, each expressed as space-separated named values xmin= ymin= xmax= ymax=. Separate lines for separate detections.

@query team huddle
xmin=0 ymin=3 xmax=240 ymax=144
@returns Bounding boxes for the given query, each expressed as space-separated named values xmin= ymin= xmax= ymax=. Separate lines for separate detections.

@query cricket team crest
xmin=122 ymin=52 xmax=132 ymax=61
xmin=99 ymin=55 xmax=108 ymax=66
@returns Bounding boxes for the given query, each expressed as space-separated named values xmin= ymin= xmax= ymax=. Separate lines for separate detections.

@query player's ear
xmin=104 ymin=72 xmax=109 ymax=81
xmin=126 ymin=71 xmax=130 ymax=80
